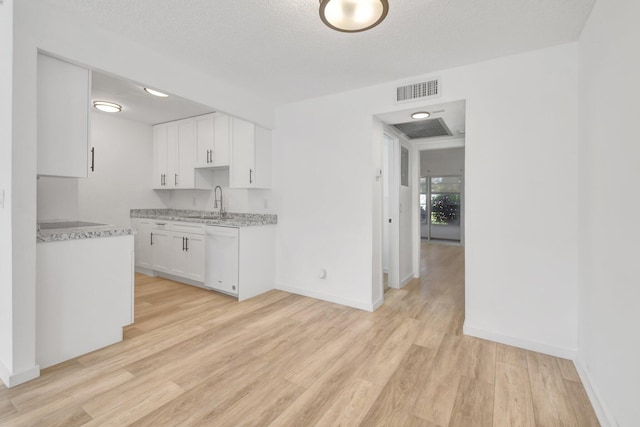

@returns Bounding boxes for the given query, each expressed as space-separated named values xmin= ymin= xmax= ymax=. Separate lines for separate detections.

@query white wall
xmin=166 ymin=169 xmax=275 ymax=215
xmin=37 ymin=177 xmax=79 ymax=221
xmin=8 ymin=0 xmax=276 ymax=386
xmin=578 ymin=0 xmax=640 ymax=425
xmin=78 ymin=113 xmax=166 ymax=227
xmin=420 ymin=148 xmax=465 ymax=177
xmin=399 ymin=138 xmax=413 ymax=285
xmin=274 ymin=43 xmax=579 ymax=355
xmin=0 ymin=0 xmax=14 ymax=384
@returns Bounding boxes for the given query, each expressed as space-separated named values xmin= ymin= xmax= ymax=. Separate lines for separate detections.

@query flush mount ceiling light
xmin=319 ymin=0 xmax=389 ymax=33
xmin=411 ymin=111 xmax=430 ymax=119
xmin=144 ymin=87 xmax=169 ymax=98
xmin=93 ymin=101 xmax=121 ymax=113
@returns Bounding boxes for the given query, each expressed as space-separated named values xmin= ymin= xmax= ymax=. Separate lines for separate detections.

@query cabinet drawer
xmin=172 ymin=222 xmax=205 ymax=235
xmin=151 ymin=221 xmax=170 ymax=230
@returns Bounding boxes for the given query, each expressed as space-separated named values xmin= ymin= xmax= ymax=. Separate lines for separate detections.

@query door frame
xmin=383 ymin=132 xmax=400 ymax=290
xmin=410 ymin=138 xmax=465 ymax=277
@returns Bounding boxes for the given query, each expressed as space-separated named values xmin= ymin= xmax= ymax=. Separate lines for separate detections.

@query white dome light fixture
xmin=411 ymin=111 xmax=430 ymax=119
xmin=93 ymin=101 xmax=121 ymax=113
xmin=144 ymin=87 xmax=169 ymax=98
xmin=319 ymin=0 xmax=389 ymax=33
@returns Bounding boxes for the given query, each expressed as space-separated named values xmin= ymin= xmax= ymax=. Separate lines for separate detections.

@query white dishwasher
xmin=205 ymin=226 xmax=239 ymax=296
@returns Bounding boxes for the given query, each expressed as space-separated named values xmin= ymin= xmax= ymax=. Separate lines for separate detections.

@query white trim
xmin=275 ymin=283 xmax=375 ymax=312
xmin=372 ymin=297 xmax=384 ymax=311
xmin=0 ymin=362 xmax=40 ymax=388
xmin=412 ymin=136 xmax=465 ymax=151
xmin=574 ymin=362 xmax=616 ymax=427
xmin=463 ymin=321 xmax=577 ymax=359
xmin=134 ymin=266 xmax=157 ymax=276
xmin=400 ymin=273 xmax=414 ymax=288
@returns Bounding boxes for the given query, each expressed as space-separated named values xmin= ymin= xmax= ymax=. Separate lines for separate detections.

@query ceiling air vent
xmin=392 ymin=118 xmax=452 ymax=140
xmin=396 ymin=79 xmax=440 ymax=103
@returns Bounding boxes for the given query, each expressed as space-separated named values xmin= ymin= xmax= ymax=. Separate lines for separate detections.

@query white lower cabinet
xmin=37 ymin=235 xmax=134 ymax=369
xmin=151 ymin=226 xmax=172 ymax=273
xmin=170 ymin=223 xmax=205 ymax=282
xmin=132 ymin=218 xmax=274 ymax=300
xmin=134 ymin=219 xmax=153 ymax=269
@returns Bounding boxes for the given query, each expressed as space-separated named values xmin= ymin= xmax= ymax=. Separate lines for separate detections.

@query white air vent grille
xmin=396 ymin=79 xmax=440 ymax=102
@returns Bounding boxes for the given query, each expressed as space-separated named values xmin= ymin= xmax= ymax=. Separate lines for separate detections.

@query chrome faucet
xmin=214 ymin=186 xmax=226 ymax=217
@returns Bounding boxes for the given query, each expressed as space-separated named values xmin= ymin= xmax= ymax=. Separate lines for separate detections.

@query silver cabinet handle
xmin=175 ymin=173 xmax=178 ymax=186
xmin=90 ymin=147 xmax=95 ymax=172
xmin=249 ymin=169 xmax=253 ymax=184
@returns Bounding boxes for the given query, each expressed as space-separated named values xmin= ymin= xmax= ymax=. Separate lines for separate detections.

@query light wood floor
xmin=0 ymin=243 xmax=599 ymax=426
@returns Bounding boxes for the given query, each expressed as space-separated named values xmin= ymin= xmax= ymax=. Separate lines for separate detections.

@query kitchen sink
xmin=184 ymin=214 xmax=229 ymax=220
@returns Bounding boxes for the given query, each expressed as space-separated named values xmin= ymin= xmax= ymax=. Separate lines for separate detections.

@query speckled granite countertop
xmin=37 ymin=223 xmax=135 ymax=243
xmin=130 ymin=209 xmax=277 ymax=227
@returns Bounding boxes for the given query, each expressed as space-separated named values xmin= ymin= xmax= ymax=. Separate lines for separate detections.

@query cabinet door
xmin=167 ymin=123 xmax=178 ymax=188
xmin=253 ymin=126 xmax=272 ymax=189
xmin=153 ymin=125 xmax=169 ymax=189
xmin=151 ymin=229 xmax=171 ymax=272
xmin=230 ymin=118 xmax=255 ymax=188
xmin=213 ymin=114 xmax=230 ymax=167
xmin=37 ymin=53 xmax=90 ymax=178
xmin=176 ymin=119 xmax=196 ymax=188
xmin=134 ymin=219 xmax=153 ymax=269
xmin=195 ymin=114 xmax=214 ymax=167
xmin=169 ymin=233 xmax=189 ymax=277
xmin=185 ymin=233 xmax=205 ymax=282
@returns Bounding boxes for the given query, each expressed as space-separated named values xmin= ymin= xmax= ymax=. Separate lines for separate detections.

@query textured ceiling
xmin=92 ymin=71 xmax=214 ymax=124
xmin=42 ymin=0 xmax=596 ymax=105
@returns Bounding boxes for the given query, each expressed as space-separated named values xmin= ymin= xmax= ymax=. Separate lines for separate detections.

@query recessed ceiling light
xmin=93 ymin=101 xmax=121 ymax=113
xmin=319 ymin=0 xmax=389 ymax=33
xmin=144 ymin=88 xmax=169 ymax=98
xmin=411 ymin=111 xmax=430 ymax=119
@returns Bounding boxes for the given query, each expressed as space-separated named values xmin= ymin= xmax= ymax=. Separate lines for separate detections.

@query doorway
xmin=420 ymin=175 xmax=463 ymax=242
xmin=418 ymin=147 xmax=465 ymax=245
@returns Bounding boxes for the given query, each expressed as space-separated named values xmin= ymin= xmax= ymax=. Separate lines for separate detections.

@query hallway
xmin=0 ymin=244 xmax=598 ymax=426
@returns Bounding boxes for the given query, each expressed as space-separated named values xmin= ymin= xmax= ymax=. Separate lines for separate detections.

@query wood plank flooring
xmin=0 ymin=243 xmax=599 ymax=426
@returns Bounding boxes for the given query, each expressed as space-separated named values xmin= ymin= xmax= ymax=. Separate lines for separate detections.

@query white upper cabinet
xmin=176 ymin=118 xmax=196 ymax=188
xmin=229 ymin=118 xmax=272 ymax=189
xmin=153 ymin=118 xmax=213 ymax=190
xmin=195 ymin=113 xmax=230 ymax=168
xmin=37 ymin=53 xmax=91 ymax=177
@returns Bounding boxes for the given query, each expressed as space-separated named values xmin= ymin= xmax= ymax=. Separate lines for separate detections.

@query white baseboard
xmin=574 ymin=361 xmax=616 ymax=427
xmin=400 ymin=273 xmax=414 ymax=288
xmin=372 ymin=297 xmax=384 ymax=311
xmin=463 ymin=322 xmax=577 ymax=360
xmin=0 ymin=362 xmax=40 ymax=388
xmin=275 ymin=283 xmax=376 ymax=312
xmin=134 ymin=266 xmax=157 ymax=276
